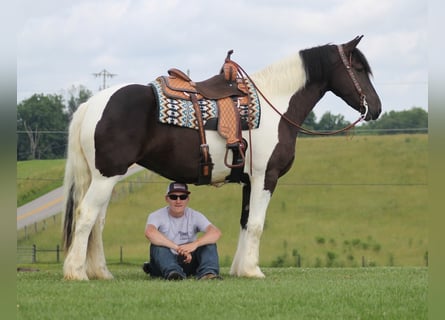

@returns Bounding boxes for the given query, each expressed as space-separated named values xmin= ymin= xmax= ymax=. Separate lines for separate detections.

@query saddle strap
xmin=190 ymin=94 xmax=213 ymax=182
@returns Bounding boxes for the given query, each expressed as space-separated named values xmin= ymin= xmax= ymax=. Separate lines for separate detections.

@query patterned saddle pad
xmin=150 ymin=76 xmax=261 ymax=131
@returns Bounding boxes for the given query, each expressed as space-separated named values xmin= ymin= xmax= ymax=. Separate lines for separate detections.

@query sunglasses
xmin=167 ymin=194 xmax=189 ymax=200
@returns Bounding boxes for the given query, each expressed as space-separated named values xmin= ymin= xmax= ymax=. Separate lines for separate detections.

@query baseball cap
xmin=166 ymin=182 xmax=191 ymax=195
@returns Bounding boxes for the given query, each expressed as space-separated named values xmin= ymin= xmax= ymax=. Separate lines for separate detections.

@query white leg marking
xmin=231 ymin=176 xmax=271 ymax=278
xmin=63 ymin=177 xmax=118 ymax=280
xmin=85 ymin=206 xmax=113 ymax=280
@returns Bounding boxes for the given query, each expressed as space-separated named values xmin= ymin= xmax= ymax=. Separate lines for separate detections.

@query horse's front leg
xmin=230 ymin=175 xmax=271 ymax=278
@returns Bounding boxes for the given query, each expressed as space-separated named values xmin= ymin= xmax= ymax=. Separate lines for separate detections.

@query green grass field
xmin=16 ymin=134 xmax=428 ymax=319
xmin=17 ymin=134 xmax=428 ymax=268
xmin=17 ymin=159 xmax=66 ymax=206
xmin=17 ymin=264 xmax=427 ymax=320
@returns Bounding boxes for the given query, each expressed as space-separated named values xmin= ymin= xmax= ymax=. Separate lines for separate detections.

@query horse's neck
xmin=286 ymin=83 xmax=327 ymax=125
xmin=251 ymin=53 xmax=326 ymax=127
xmin=251 ymin=54 xmax=306 ymax=102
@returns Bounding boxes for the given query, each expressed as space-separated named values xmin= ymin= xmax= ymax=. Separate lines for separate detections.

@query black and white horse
xmin=62 ymin=36 xmax=381 ymax=280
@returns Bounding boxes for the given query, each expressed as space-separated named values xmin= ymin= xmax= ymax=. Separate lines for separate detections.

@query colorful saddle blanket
xmin=151 ymin=76 xmax=261 ymax=131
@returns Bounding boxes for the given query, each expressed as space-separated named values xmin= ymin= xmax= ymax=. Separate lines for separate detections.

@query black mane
xmin=300 ymin=44 xmax=372 ymax=83
xmin=353 ymin=48 xmax=373 ymax=75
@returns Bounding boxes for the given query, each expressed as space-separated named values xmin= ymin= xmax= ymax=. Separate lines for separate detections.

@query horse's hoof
xmin=87 ymin=267 xmax=114 ymax=280
xmin=230 ymin=266 xmax=265 ymax=278
xmin=63 ymin=271 xmax=89 ymax=281
xmin=63 ymin=263 xmax=89 ymax=280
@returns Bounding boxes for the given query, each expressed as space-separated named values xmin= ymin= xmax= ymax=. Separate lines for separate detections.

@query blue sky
xmin=17 ymin=0 xmax=427 ymax=122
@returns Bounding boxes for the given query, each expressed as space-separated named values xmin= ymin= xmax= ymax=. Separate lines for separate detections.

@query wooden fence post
xmin=32 ymin=244 xmax=36 ymax=263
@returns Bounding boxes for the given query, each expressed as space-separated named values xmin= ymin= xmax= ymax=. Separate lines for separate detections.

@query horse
xmin=62 ymin=36 xmax=381 ymax=280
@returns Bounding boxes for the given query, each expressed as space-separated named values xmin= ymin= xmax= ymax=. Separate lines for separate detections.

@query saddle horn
xmin=226 ymin=49 xmax=234 ymax=61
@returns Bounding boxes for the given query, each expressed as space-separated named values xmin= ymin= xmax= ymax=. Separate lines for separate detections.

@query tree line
xmin=17 ymin=86 xmax=428 ymax=160
xmin=17 ymin=86 xmax=92 ymax=160
xmin=301 ymin=107 xmax=428 ymax=134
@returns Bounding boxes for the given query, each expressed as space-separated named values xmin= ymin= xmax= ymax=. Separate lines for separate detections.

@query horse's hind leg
xmin=63 ymin=176 xmax=118 ymax=280
xmin=85 ymin=204 xmax=113 ymax=280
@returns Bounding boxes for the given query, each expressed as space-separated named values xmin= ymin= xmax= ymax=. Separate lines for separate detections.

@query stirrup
xmin=224 ymin=142 xmax=245 ymax=168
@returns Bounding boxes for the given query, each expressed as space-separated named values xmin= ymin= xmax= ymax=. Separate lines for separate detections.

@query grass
xmin=17 ymin=159 xmax=65 ymax=206
xmin=17 ymin=134 xmax=428 ymax=268
xmin=16 ymin=264 xmax=427 ymax=320
xmin=16 ymin=134 xmax=428 ymax=319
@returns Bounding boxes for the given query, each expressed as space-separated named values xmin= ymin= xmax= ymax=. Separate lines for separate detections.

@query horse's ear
xmin=343 ymin=35 xmax=364 ymax=51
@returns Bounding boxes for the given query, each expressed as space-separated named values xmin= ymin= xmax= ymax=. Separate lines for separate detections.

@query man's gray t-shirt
xmin=146 ymin=207 xmax=211 ymax=254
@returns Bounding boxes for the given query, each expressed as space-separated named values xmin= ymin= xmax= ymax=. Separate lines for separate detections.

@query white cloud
xmin=17 ymin=0 xmax=427 ymax=121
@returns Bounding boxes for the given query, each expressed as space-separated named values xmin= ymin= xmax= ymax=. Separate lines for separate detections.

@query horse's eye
xmin=355 ymin=66 xmax=364 ymax=73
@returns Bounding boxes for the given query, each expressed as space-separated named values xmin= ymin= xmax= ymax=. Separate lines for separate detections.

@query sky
xmin=17 ymin=0 xmax=427 ymax=122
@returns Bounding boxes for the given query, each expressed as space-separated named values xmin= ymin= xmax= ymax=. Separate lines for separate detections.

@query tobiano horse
xmin=62 ymin=36 xmax=381 ymax=280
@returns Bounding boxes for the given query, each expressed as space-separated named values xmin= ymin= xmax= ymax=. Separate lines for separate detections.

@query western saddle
xmin=158 ymin=50 xmax=252 ymax=184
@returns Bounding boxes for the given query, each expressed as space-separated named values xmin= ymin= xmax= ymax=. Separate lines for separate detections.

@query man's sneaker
xmin=199 ymin=273 xmax=223 ymax=280
xmin=166 ymin=271 xmax=185 ymax=281
xmin=142 ymin=262 xmax=151 ymax=274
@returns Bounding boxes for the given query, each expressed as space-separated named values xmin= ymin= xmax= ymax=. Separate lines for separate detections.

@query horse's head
xmin=328 ymin=36 xmax=381 ymax=121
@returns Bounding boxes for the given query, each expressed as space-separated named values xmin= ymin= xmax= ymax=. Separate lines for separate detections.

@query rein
xmin=230 ymin=46 xmax=368 ymax=136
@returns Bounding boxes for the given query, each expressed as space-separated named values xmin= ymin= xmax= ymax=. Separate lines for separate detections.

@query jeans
xmin=148 ymin=244 xmax=220 ymax=279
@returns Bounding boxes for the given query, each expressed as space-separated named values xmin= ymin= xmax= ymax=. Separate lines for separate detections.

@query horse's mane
xmin=300 ymin=44 xmax=373 ymax=83
xmin=353 ymin=48 xmax=373 ymax=75
xmin=249 ymin=43 xmax=372 ymax=98
xmin=250 ymin=53 xmax=307 ymax=97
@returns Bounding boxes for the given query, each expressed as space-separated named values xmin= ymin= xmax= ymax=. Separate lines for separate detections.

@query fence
xmin=17 ymin=244 xmax=61 ymax=264
xmin=17 ymin=245 xmax=428 ymax=267
xmin=18 ymin=215 xmax=59 ymax=240
xmin=16 ymin=244 xmax=125 ymax=264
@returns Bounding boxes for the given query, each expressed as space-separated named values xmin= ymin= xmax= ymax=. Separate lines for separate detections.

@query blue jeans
xmin=148 ymin=244 xmax=220 ymax=279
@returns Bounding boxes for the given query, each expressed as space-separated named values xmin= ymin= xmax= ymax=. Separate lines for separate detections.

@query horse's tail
xmin=62 ymin=102 xmax=92 ymax=253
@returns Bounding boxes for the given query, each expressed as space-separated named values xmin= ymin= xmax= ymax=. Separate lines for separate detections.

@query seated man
xmin=143 ymin=182 xmax=222 ymax=280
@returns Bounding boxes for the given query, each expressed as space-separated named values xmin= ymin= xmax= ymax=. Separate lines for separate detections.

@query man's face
xmin=166 ymin=193 xmax=190 ymax=216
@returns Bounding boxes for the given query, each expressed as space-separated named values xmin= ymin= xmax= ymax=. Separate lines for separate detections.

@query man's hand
xmin=177 ymin=242 xmax=199 ymax=256
xmin=180 ymin=252 xmax=192 ymax=264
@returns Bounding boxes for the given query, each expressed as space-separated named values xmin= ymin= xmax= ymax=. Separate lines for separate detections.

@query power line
xmin=92 ymin=69 xmax=117 ymax=90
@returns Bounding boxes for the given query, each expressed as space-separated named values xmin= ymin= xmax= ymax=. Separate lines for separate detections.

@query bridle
xmin=225 ymin=47 xmax=371 ymax=175
xmin=337 ymin=44 xmax=369 ymax=122
xmin=231 ymin=45 xmax=369 ymax=136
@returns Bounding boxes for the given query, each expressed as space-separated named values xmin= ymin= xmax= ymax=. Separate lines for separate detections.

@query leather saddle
xmin=157 ymin=50 xmax=251 ymax=184
xmin=162 ymin=65 xmax=249 ymax=101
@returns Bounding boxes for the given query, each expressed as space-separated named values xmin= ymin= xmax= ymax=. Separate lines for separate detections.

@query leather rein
xmin=231 ymin=44 xmax=369 ymax=136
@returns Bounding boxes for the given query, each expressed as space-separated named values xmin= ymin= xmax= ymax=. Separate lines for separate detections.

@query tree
xmin=316 ymin=112 xmax=350 ymax=131
xmin=66 ymin=85 xmax=92 ymax=119
xmin=17 ymin=94 xmax=68 ymax=160
xmin=360 ymin=107 xmax=428 ymax=133
xmin=302 ymin=111 xmax=317 ymax=130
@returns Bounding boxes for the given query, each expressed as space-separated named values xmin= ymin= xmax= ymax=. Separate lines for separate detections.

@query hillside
xmin=17 ymin=134 xmax=428 ymax=268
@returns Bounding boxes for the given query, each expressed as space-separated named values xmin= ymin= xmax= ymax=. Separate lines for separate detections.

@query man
xmin=143 ymin=182 xmax=222 ymax=280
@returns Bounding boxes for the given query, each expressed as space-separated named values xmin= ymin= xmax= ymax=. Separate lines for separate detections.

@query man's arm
xmin=177 ymin=224 xmax=221 ymax=255
xmin=145 ymin=224 xmax=179 ymax=251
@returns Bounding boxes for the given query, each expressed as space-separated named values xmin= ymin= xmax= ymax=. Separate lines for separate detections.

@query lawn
xmin=16 ymin=134 xmax=429 ymax=319
xmin=17 ymin=265 xmax=427 ymax=320
xmin=17 ymin=134 xmax=428 ymax=268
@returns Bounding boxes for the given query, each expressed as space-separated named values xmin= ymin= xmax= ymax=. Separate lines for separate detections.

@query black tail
xmin=62 ymin=184 xmax=75 ymax=252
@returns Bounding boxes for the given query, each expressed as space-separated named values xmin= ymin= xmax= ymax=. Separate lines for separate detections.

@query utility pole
xmin=92 ymin=69 xmax=117 ymax=90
